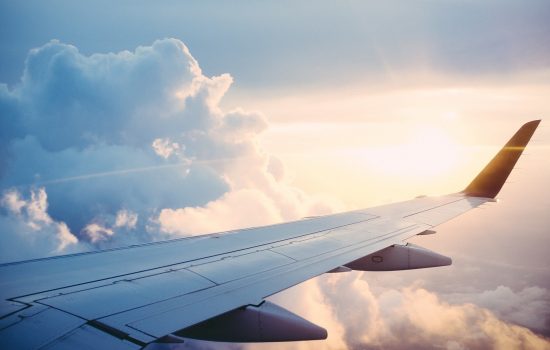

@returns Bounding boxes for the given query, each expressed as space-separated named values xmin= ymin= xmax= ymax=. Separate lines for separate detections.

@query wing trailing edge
xmin=463 ymin=119 xmax=541 ymax=198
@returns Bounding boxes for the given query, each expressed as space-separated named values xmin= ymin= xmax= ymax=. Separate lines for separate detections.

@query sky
xmin=1 ymin=1 xmax=549 ymax=349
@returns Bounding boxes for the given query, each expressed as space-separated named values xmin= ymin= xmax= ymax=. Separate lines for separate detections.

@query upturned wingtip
xmin=463 ymin=119 xmax=541 ymax=198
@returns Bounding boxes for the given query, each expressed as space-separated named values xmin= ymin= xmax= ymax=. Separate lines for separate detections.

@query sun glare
xmin=363 ymin=124 xmax=463 ymax=179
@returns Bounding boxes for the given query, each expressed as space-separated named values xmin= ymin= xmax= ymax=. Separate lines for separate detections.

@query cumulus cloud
xmin=115 ymin=209 xmax=138 ymax=229
xmin=262 ymin=274 xmax=550 ymax=350
xmin=152 ymin=138 xmax=183 ymax=159
xmin=0 ymin=188 xmax=81 ymax=262
xmin=82 ymin=222 xmax=114 ymax=243
xmin=0 ymin=38 xmax=340 ymax=258
xmin=445 ymin=285 xmax=550 ymax=336
xmin=157 ymin=189 xmax=283 ymax=235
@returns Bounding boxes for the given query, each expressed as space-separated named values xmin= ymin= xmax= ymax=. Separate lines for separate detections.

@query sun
xmin=365 ymin=124 xmax=463 ymax=179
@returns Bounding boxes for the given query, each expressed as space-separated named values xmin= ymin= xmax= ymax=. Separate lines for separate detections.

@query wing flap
xmin=42 ymin=324 xmax=140 ymax=350
xmin=38 ymin=269 xmax=215 ymax=320
xmin=0 ymin=308 xmax=85 ymax=350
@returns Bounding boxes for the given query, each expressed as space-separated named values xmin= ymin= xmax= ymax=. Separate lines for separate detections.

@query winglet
xmin=463 ymin=120 xmax=541 ymax=198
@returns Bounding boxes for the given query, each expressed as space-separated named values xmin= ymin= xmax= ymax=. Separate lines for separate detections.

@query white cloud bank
xmin=0 ymin=38 xmax=341 ymax=258
xmin=0 ymin=187 xmax=81 ymax=262
xmin=249 ymin=274 xmax=549 ymax=350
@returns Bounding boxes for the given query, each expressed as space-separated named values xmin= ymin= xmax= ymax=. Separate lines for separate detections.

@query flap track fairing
xmin=174 ymin=301 xmax=327 ymax=342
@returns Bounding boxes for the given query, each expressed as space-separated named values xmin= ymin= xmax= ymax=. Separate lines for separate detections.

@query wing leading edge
xmin=0 ymin=120 xmax=541 ymax=349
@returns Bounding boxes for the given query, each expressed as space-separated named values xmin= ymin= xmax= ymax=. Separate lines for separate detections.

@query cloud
xmin=264 ymin=274 xmax=550 ymax=350
xmin=445 ymin=285 xmax=550 ymax=336
xmin=0 ymin=188 xmax=82 ymax=262
xmin=114 ymin=209 xmax=138 ymax=229
xmin=152 ymin=138 xmax=183 ymax=159
xmin=157 ymin=189 xmax=282 ymax=235
xmin=0 ymin=38 xmax=341 ymax=257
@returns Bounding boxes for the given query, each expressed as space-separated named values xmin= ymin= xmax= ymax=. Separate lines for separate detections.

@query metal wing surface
xmin=0 ymin=120 xmax=540 ymax=349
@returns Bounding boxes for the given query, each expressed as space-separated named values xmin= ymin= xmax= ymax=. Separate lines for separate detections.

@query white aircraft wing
xmin=0 ymin=120 xmax=540 ymax=349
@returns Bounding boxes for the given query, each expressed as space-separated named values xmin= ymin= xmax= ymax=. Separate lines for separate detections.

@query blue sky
xmin=1 ymin=1 xmax=549 ymax=349
xmin=2 ymin=1 xmax=549 ymax=89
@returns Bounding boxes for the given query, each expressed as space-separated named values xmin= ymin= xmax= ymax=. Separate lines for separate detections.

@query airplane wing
xmin=0 ymin=120 xmax=540 ymax=349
